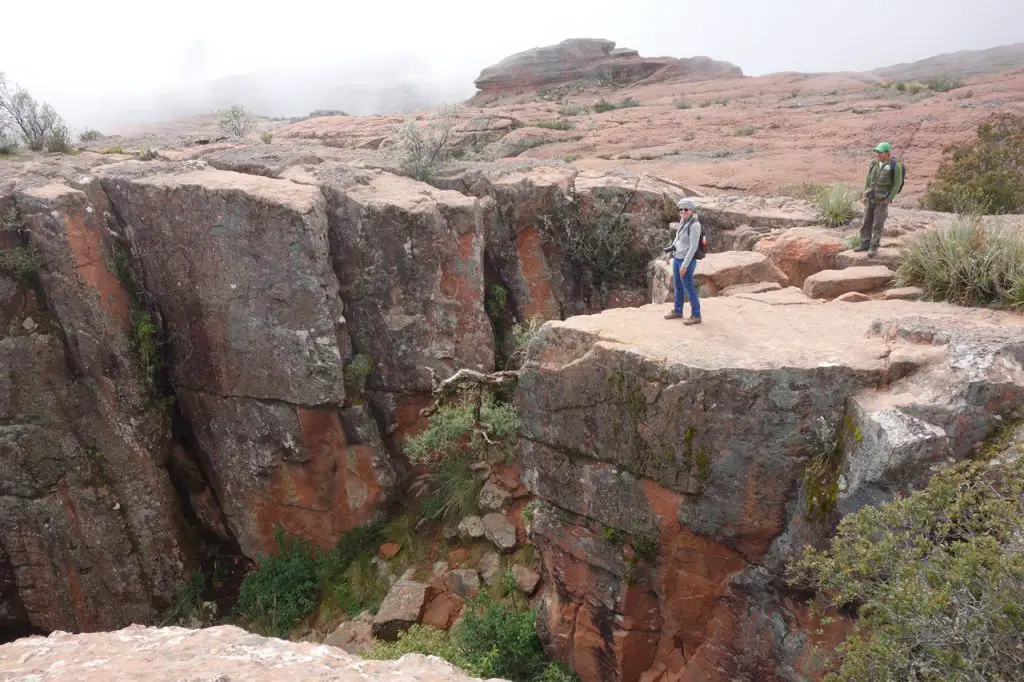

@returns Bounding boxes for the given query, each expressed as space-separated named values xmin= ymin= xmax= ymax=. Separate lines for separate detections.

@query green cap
xmin=874 ymin=141 xmax=892 ymax=152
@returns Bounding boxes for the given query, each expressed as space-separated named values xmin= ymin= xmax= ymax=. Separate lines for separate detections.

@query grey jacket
xmin=668 ymin=215 xmax=702 ymax=270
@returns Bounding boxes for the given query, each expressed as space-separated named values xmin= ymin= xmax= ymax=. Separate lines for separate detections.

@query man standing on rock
xmin=663 ymin=198 xmax=703 ymax=324
xmin=856 ymin=141 xmax=903 ymax=257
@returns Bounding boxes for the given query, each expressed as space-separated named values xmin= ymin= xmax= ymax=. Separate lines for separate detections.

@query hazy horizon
xmin=1 ymin=0 xmax=1022 ymax=131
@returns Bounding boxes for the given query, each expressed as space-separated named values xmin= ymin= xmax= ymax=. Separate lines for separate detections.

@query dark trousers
xmin=859 ymin=199 xmax=889 ymax=249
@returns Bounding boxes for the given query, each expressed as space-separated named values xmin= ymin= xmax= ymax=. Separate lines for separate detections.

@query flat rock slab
xmin=735 ymin=286 xmax=817 ymax=306
xmin=835 ymin=247 xmax=903 ymax=270
xmin=884 ymin=286 xmax=925 ymax=300
xmin=547 ymin=298 xmax=1021 ymax=372
xmin=482 ymin=513 xmax=517 ymax=551
xmin=720 ymin=281 xmax=783 ymax=297
xmin=802 ymin=266 xmax=895 ymax=299
xmin=0 ymin=624 xmax=497 ymax=681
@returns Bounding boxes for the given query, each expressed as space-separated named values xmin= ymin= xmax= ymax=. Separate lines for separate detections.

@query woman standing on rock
xmin=663 ymin=198 xmax=703 ymax=325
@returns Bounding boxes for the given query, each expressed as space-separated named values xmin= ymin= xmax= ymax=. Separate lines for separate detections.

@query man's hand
xmin=881 ymin=198 xmax=891 ymax=205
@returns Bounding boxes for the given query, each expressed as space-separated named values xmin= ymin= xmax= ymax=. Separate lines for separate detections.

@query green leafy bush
xmin=896 ymin=214 xmax=1024 ymax=310
xmin=618 ymin=96 xmax=639 ymax=108
xmin=260 ymin=131 xmax=273 ymax=144
xmin=405 ymin=394 xmax=519 ymax=465
xmin=368 ymin=598 xmax=577 ymax=682
xmin=78 ymin=129 xmax=101 ymax=142
xmin=527 ymin=119 xmax=574 ymax=131
xmin=788 ymin=457 xmax=1024 ymax=681
xmin=921 ymin=113 xmax=1024 ymax=214
xmin=235 ymin=528 xmax=319 ymax=637
xmin=397 ymin=105 xmax=458 ymax=182
xmin=343 ymin=353 xmax=373 ymax=404
xmin=217 ymin=105 xmax=255 ymax=138
xmin=593 ymin=98 xmax=616 ymax=113
xmin=810 ymin=182 xmax=858 ymax=227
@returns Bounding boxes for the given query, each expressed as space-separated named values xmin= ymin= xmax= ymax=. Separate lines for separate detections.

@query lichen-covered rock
xmin=372 ymin=580 xmax=430 ymax=641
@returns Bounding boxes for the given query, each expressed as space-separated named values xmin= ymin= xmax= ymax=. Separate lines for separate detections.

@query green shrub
xmin=405 ymin=394 xmax=519 ymax=465
xmin=0 ymin=72 xmax=71 ymax=152
xmin=673 ymin=99 xmax=691 ymax=109
xmin=787 ymin=457 xmax=1024 ymax=681
xmin=368 ymin=598 xmax=577 ymax=682
xmin=397 ymin=105 xmax=459 ymax=182
xmin=618 ymin=96 xmax=639 ymax=108
xmin=593 ymin=98 xmax=616 ymax=113
xmin=343 ymin=353 xmax=373 ymax=404
xmin=810 ymin=182 xmax=858 ymax=227
xmin=0 ymin=245 xmax=44 ymax=285
xmin=923 ymin=75 xmax=965 ymax=92
xmin=78 ymin=129 xmax=101 ymax=142
xmin=557 ymin=102 xmax=586 ymax=117
xmin=527 ymin=119 xmax=574 ymax=130
xmin=160 ymin=570 xmax=207 ymax=626
xmin=895 ymin=214 xmax=1024 ymax=310
xmin=734 ymin=125 xmax=757 ymax=137
xmin=802 ymin=417 xmax=842 ymax=521
xmin=921 ymin=113 xmax=1024 ymax=214
xmin=508 ymin=316 xmax=545 ymax=369
xmin=260 ymin=131 xmax=273 ymax=144
xmin=217 ymin=105 xmax=255 ymax=138
xmin=235 ymin=528 xmax=319 ymax=637
xmin=101 ymin=145 xmax=124 ymax=154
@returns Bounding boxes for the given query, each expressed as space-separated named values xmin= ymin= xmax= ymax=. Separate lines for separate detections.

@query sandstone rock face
xmin=516 ymin=297 xmax=1024 ymax=681
xmin=803 ymin=265 xmax=895 ymax=299
xmin=322 ymin=167 xmax=494 ymax=396
xmin=0 ymin=625 xmax=503 ymax=681
xmin=472 ymin=39 xmax=742 ymax=93
xmin=693 ymin=251 xmax=790 ymax=296
xmin=2 ymin=183 xmax=197 ymax=636
xmin=98 ymin=164 xmax=398 ymax=557
xmin=835 ymin=247 xmax=903 ymax=270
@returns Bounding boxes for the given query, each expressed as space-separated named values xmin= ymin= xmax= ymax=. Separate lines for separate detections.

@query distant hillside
xmin=874 ymin=43 xmax=1024 ymax=81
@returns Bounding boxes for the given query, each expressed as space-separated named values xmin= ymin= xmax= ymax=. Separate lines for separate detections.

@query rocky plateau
xmin=1 ymin=36 xmax=1023 ymax=682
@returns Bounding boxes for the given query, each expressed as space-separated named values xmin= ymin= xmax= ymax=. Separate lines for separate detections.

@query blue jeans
xmin=673 ymin=258 xmax=701 ymax=317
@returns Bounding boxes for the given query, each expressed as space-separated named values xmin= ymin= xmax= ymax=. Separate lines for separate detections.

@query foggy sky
xmin=1 ymin=0 xmax=1021 ymax=130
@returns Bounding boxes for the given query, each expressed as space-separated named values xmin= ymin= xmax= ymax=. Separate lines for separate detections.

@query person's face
xmin=679 ymin=208 xmax=692 ymax=219
xmin=876 ymin=151 xmax=891 ymax=162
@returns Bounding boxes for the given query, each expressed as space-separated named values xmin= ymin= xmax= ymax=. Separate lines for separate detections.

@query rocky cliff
xmin=2 ymin=142 xmax=1022 ymax=681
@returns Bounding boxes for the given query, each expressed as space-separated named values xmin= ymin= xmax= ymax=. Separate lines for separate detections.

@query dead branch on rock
xmin=419 ymin=368 xmax=520 ymax=421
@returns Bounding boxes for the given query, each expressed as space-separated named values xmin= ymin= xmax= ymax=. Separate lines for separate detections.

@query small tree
xmin=396 ymin=105 xmax=459 ymax=182
xmin=0 ymin=122 xmax=17 ymax=154
xmin=217 ymin=105 xmax=255 ymax=139
xmin=921 ymin=112 xmax=1024 ymax=214
xmin=0 ymin=72 xmax=72 ymax=153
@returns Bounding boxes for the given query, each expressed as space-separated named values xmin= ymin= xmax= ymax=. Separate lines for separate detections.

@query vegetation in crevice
xmin=368 ymin=597 xmax=578 ymax=682
xmin=343 ymin=353 xmax=374 ymax=405
xmin=802 ymin=415 xmax=853 ymax=522
xmin=788 ymin=457 xmax=1024 ymax=681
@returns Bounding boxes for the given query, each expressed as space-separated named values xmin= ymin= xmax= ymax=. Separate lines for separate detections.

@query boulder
xmin=754 ymin=226 xmax=847 ymax=286
xmin=457 ymin=516 xmax=485 ymax=540
xmin=511 ymin=565 xmax=541 ymax=595
xmin=0 ymin=624 xmax=496 ymax=680
xmin=323 ymin=611 xmax=374 ymax=654
xmin=477 ymin=479 xmax=511 ymax=512
xmin=693 ymin=251 xmax=790 ymax=296
xmin=515 ymin=297 xmax=1024 ymax=680
xmin=446 ymin=569 xmax=481 ymax=599
xmin=478 ymin=552 xmax=502 ymax=586
xmin=802 ymin=266 xmax=895 ymax=299
xmin=482 ymin=513 xmax=517 ymax=552
xmin=735 ymin=286 xmax=817 ymax=306
xmin=372 ymin=581 xmax=430 ymax=641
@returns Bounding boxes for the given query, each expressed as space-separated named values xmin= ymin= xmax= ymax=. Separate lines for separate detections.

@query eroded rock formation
xmin=515 ymin=299 xmax=1024 ymax=681
xmin=472 ymin=39 xmax=743 ymax=94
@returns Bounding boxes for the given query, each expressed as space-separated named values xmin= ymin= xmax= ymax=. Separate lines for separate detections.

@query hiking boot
xmin=867 ymin=247 xmax=878 ymax=258
xmin=683 ymin=316 xmax=702 ymax=325
xmin=664 ymin=311 xmax=682 ymax=319
xmin=852 ymin=243 xmax=870 ymax=252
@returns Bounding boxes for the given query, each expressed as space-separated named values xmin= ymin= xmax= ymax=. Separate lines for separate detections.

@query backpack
xmin=889 ymin=157 xmax=906 ymax=194
xmin=694 ymin=221 xmax=709 ymax=260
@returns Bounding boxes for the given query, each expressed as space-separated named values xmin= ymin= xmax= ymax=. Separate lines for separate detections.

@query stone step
xmin=835 ymin=247 xmax=903 ymax=270
xmin=802 ymin=265 xmax=895 ymax=300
